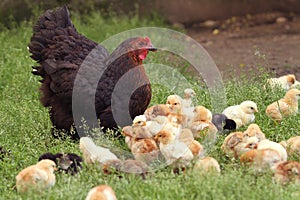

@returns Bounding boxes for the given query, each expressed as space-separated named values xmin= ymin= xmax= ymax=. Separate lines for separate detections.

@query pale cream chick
xmin=182 ymin=88 xmax=196 ymax=123
xmin=273 ymin=161 xmax=300 ymax=185
xmin=222 ymin=100 xmax=258 ymax=129
xmin=16 ymin=159 xmax=57 ymax=194
xmin=182 ymin=88 xmax=196 ymax=108
xmin=240 ymin=148 xmax=281 ymax=172
xmin=193 ymin=157 xmax=221 ymax=174
xmin=79 ymin=137 xmax=119 ymax=165
xmin=85 ymin=185 xmax=117 ymax=200
xmin=256 ymin=139 xmax=288 ymax=162
xmin=154 ymin=130 xmax=194 ymax=168
xmin=266 ymin=88 xmax=300 ymax=122
xmin=266 ymin=74 xmax=296 ymax=91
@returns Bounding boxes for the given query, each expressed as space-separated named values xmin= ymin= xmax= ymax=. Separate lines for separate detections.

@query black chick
xmin=39 ymin=152 xmax=83 ymax=175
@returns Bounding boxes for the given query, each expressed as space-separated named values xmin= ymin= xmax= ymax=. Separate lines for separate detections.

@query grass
xmin=1 ymin=10 xmax=300 ymax=200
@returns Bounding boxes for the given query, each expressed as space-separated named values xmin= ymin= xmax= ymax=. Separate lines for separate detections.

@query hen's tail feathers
xmin=29 ymin=6 xmax=74 ymax=64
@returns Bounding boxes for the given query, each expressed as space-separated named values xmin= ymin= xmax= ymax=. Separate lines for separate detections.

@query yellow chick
xmin=280 ymin=136 xmax=300 ymax=156
xmin=166 ymin=94 xmax=183 ymax=113
xmin=256 ymin=139 xmax=288 ymax=162
xmin=240 ymin=148 xmax=281 ymax=172
xmin=243 ymin=124 xmax=266 ymax=142
xmin=266 ymin=88 xmax=300 ymax=122
xmin=273 ymin=161 xmax=300 ymax=185
xmin=85 ymin=185 xmax=117 ymax=200
xmin=222 ymin=100 xmax=258 ymax=129
xmin=154 ymin=130 xmax=194 ymax=168
xmin=266 ymin=74 xmax=296 ymax=91
xmin=166 ymin=94 xmax=188 ymax=127
xmin=79 ymin=137 xmax=119 ymax=165
xmin=16 ymin=159 xmax=57 ymax=194
xmin=189 ymin=106 xmax=217 ymax=139
xmin=193 ymin=156 xmax=221 ymax=175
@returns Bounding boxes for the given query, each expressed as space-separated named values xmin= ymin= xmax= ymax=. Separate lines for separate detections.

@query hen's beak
xmin=148 ymin=47 xmax=157 ymax=52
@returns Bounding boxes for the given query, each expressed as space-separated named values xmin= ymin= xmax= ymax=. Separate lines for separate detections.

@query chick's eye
xmin=174 ymin=103 xmax=178 ymax=105
xmin=250 ymin=107 xmax=254 ymax=110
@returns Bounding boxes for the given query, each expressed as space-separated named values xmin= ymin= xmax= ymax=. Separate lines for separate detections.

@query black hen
xmin=29 ymin=6 xmax=156 ymax=139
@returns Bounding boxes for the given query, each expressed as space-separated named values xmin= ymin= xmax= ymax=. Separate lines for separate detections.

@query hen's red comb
xmin=144 ymin=37 xmax=150 ymax=43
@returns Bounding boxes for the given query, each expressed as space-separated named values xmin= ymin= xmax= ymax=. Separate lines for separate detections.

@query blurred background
xmin=1 ymin=0 xmax=300 ymax=78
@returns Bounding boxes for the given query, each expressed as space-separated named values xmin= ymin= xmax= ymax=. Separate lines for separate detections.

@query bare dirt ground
xmin=186 ymin=12 xmax=300 ymax=80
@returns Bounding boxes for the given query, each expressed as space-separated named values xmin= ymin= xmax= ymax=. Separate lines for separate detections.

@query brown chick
xmin=240 ymin=148 xmax=281 ymax=172
xmin=193 ymin=157 xmax=221 ymax=175
xmin=266 ymin=74 xmax=296 ymax=91
xmin=266 ymin=88 xmax=300 ymax=122
xmin=221 ymin=132 xmax=259 ymax=159
xmin=144 ymin=104 xmax=171 ymax=120
xmin=273 ymin=161 xmax=300 ymax=185
xmin=85 ymin=185 xmax=117 ymax=200
xmin=243 ymin=124 xmax=266 ymax=142
xmin=16 ymin=159 xmax=57 ymax=194
xmin=130 ymin=138 xmax=159 ymax=165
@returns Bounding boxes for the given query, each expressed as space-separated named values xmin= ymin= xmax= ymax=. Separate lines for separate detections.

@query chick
xmin=154 ymin=130 xmax=194 ymax=168
xmin=16 ymin=159 xmax=57 ymax=194
xmin=273 ymin=161 xmax=300 ymax=185
xmin=182 ymin=88 xmax=196 ymax=108
xmin=256 ymin=139 xmax=288 ymax=162
xmin=79 ymin=137 xmax=119 ymax=165
xmin=212 ymin=113 xmax=236 ymax=132
xmin=280 ymin=136 xmax=300 ymax=156
xmin=85 ymin=185 xmax=117 ymax=200
xmin=166 ymin=94 xmax=184 ymax=113
xmin=189 ymin=106 xmax=217 ymax=139
xmin=182 ymin=88 xmax=196 ymax=123
xmin=240 ymin=148 xmax=281 ymax=172
xmin=144 ymin=104 xmax=171 ymax=120
xmin=222 ymin=100 xmax=258 ymax=129
xmin=102 ymin=159 xmax=148 ymax=179
xmin=221 ymin=131 xmax=258 ymax=159
xmin=266 ymin=74 xmax=296 ymax=91
xmin=193 ymin=156 xmax=221 ymax=174
xmin=131 ymin=115 xmax=156 ymax=137
xmin=39 ymin=152 xmax=83 ymax=175
xmin=166 ymin=94 xmax=187 ymax=127
xmin=128 ymin=137 xmax=159 ymax=165
xmin=265 ymin=88 xmax=300 ymax=122
xmin=243 ymin=124 xmax=266 ymax=142
xmin=179 ymin=128 xmax=204 ymax=158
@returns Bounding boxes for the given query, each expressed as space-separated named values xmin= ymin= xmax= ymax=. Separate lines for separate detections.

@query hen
xmin=29 ymin=6 xmax=156 ymax=139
